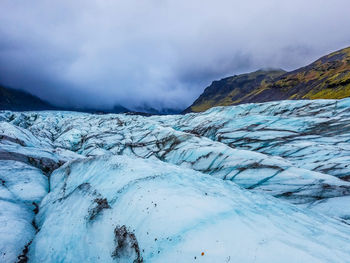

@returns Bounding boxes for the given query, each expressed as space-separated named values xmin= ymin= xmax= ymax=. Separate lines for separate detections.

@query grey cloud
xmin=1 ymin=0 xmax=350 ymax=110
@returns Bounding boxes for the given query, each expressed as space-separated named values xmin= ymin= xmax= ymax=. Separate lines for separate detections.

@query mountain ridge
xmin=0 ymin=85 xmax=132 ymax=114
xmin=185 ymin=46 xmax=350 ymax=113
xmin=0 ymin=84 xmax=176 ymax=115
xmin=0 ymin=84 xmax=57 ymax=111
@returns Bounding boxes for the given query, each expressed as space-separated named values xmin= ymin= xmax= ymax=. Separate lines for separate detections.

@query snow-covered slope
xmin=1 ymin=99 xmax=350 ymax=262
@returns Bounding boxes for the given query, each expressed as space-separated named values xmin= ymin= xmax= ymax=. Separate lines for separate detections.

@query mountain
xmin=0 ymin=84 xmax=132 ymax=113
xmin=185 ymin=69 xmax=286 ymax=112
xmin=185 ymin=46 xmax=350 ymax=112
xmin=1 ymin=98 xmax=350 ymax=262
xmin=0 ymin=84 xmax=182 ymax=115
xmin=0 ymin=84 xmax=56 ymax=111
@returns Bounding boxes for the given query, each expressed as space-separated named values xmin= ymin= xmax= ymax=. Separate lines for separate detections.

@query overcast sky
xmin=1 ymin=0 xmax=350 ymax=110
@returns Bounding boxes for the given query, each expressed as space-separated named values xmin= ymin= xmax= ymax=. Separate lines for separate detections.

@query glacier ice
xmin=0 ymin=99 xmax=350 ymax=262
xmin=28 ymin=155 xmax=350 ymax=263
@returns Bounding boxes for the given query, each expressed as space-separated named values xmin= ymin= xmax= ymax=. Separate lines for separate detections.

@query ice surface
xmin=28 ymin=155 xmax=350 ymax=263
xmin=0 ymin=99 xmax=350 ymax=262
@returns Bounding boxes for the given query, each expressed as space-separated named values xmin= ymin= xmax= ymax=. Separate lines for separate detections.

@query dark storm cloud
xmin=1 ymin=0 xmax=350 ymax=110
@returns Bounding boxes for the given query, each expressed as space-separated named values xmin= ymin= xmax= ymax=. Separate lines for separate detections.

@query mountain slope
xmin=0 ymin=84 xmax=176 ymax=114
xmin=186 ymin=46 xmax=350 ymax=112
xmin=0 ymin=85 xmax=56 ymax=111
xmin=0 ymin=84 xmax=133 ymax=113
xmin=185 ymin=69 xmax=285 ymax=112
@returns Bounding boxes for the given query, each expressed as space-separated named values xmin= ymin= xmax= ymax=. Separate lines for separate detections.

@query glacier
xmin=0 ymin=98 xmax=350 ymax=262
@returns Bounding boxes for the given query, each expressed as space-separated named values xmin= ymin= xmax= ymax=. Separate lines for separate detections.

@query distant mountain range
xmin=0 ymin=85 xmax=56 ymax=111
xmin=0 ymin=84 xmax=183 ymax=115
xmin=185 ymin=46 xmax=350 ymax=112
xmin=0 ymin=85 xmax=132 ymax=113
